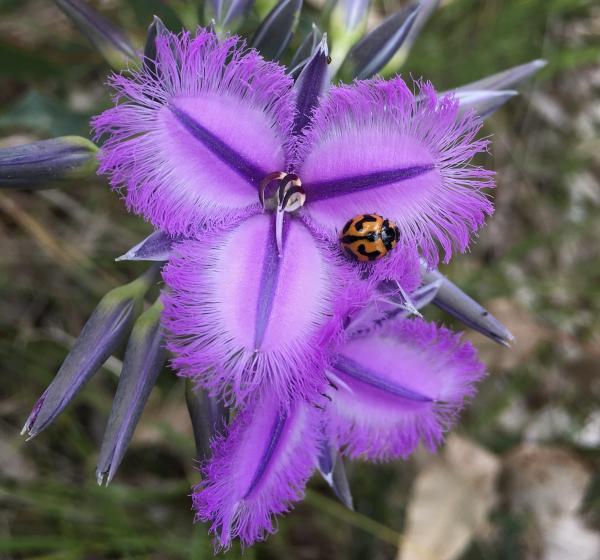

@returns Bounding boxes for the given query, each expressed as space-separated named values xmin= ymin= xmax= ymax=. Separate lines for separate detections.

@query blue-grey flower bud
xmin=96 ymin=298 xmax=167 ymax=485
xmin=22 ymin=265 xmax=161 ymax=440
xmin=53 ymin=0 xmax=136 ymax=69
xmin=0 ymin=136 xmax=98 ymax=190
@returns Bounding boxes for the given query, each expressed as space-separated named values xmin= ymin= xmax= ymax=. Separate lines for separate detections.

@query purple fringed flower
xmin=93 ymin=29 xmax=492 ymax=408
xmin=325 ymin=318 xmax=486 ymax=460
xmin=195 ymin=316 xmax=485 ymax=548
xmin=195 ymin=388 xmax=322 ymax=549
xmin=294 ymin=78 xmax=495 ymax=266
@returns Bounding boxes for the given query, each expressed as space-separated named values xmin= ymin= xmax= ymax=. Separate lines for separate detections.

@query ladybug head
xmin=381 ymin=219 xmax=400 ymax=249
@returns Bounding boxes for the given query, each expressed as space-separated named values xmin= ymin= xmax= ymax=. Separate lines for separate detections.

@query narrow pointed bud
xmin=96 ymin=298 xmax=167 ymax=485
xmin=0 ymin=136 xmax=98 ymax=190
xmin=293 ymin=36 xmax=330 ymax=135
xmin=22 ymin=265 xmax=161 ymax=440
xmin=251 ymin=0 xmax=303 ymax=60
xmin=116 ymin=230 xmax=174 ymax=262
xmin=454 ymin=59 xmax=547 ymax=92
xmin=422 ymin=267 xmax=514 ymax=346
xmin=455 ymin=90 xmax=518 ymax=119
xmin=143 ymin=16 xmax=169 ymax=76
xmin=53 ymin=0 xmax=136 ymax=69
xmin=185 ymin=382 xmax=228 ymax=461
xmin=317 ymin=439 xmax=354 ymax=510
xmin=329 ymin=0 xmax=370 ymax=75
xmin=288 ymin=24 xmax=323 ymax=77
xmin=207 ymin=0 xmax=255 ymax=32
xmin=409 ymin=279 xmax=443 ymax=311
xmin=346 ymin=279 xmax=442 ymax=338
xmin=382 ymin=0 xmax=439 ymax=73
xmin=338 ymin=3 xmax=419 ymax=80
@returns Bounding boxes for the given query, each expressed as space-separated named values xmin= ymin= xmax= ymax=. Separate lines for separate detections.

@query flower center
xmin=259 ymin=172 xmax=306 ymax=212
xmin=259 ymin=172 xmax=307 ymax=257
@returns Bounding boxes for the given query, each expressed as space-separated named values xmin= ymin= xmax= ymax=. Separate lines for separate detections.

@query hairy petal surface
xmin=92 ymin=30 xmax=295 ymax=237
xmin=326 ymin=318 xmax=485 ymax=460
xmin=162 ymin=213 xmax=363 ymax=407
xmin=195 ymin=389 xmax=321 ymax=550
xmin=295 ymin=78 xmax=494 ymax=266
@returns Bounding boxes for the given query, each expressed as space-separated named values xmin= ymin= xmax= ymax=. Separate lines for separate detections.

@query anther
xmin=275 ymin=174 xmax=306 ymax=257
xmin=259 ymin=171 xmax=286 ymax=209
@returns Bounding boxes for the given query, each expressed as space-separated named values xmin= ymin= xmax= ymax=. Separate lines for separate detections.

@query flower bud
xmin=251 ymin=0 xmax=302 ymax=60
xmin=96 ymin=298 xmax=167 ymax=485
xmin=329 ymin=0 xmax=370 ymax=75
xmin=422 ymin=267 xmax=515 ymax=346
xmin=116 ymin=230 xmax=174 ymax=262
xmin=53 ymin=0 xmax=136 ymax=69
xmin=0 ymin=136 xmax=98 ymax=190
xmin=185 ymin=382 xmax=228 ymax=462
xmin=317 ymin=439 xmax=354 ymax=510
xmin=338 ymin=4 xmax=419 ymax=80
xmin=22 ymin=265 xmax=160 ymax=439
xmin=143 ymin=16 xmax=169 ymax=76
xmin=455 ymin=90 xmax=518 ymax=119
xmin=206 ymin=0 xmax=255 ymax=33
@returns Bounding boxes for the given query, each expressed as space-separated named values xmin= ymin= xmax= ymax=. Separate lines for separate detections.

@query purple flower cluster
xmin=93 ymin=29 xmax=492 ymax=549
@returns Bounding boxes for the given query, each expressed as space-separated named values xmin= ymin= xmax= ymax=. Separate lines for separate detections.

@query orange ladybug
xmin=340 ymin=214 xmax=400 ymax=262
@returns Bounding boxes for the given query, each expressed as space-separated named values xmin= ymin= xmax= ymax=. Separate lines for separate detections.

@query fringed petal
xmin=326 ymin=318 xmax=485 ymax=460
xmin=162 ymin=213 xmax=366 ymax=407
xmin=194 ymin=389 xmax=321 ymax=550
xmin=294 ymin=78 xmax=494 ymax=267
xmin=92 ymin=29 xmax=295 ymax=237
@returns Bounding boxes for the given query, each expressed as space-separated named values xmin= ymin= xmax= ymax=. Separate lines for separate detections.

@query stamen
xmin=393 ymin=281 xmax=422 ymax=317
xmin=275 ymin=207 xmax=285 ymax=257
xmin=259 ymin=172 xmax=306 ymax=257
xmin=259 ymin=171 xmax=286 ymax=209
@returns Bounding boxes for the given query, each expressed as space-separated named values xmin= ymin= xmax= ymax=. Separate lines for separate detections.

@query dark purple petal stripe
xmin=169 ymin=104 xmax=267 ymax=186
xmin=331 ymin=354 xmax=433 ymax=402
xmin=253 ymin=215 xmax=289 ymax=349
xmin=243 ymin=411 xmax=287 ymax=499
xmin=305 ymin=164 xmax=434 ymax=201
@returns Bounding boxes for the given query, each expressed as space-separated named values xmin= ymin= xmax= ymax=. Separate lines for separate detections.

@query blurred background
xmin=0 ymin=0 xmax=599 ymax=558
